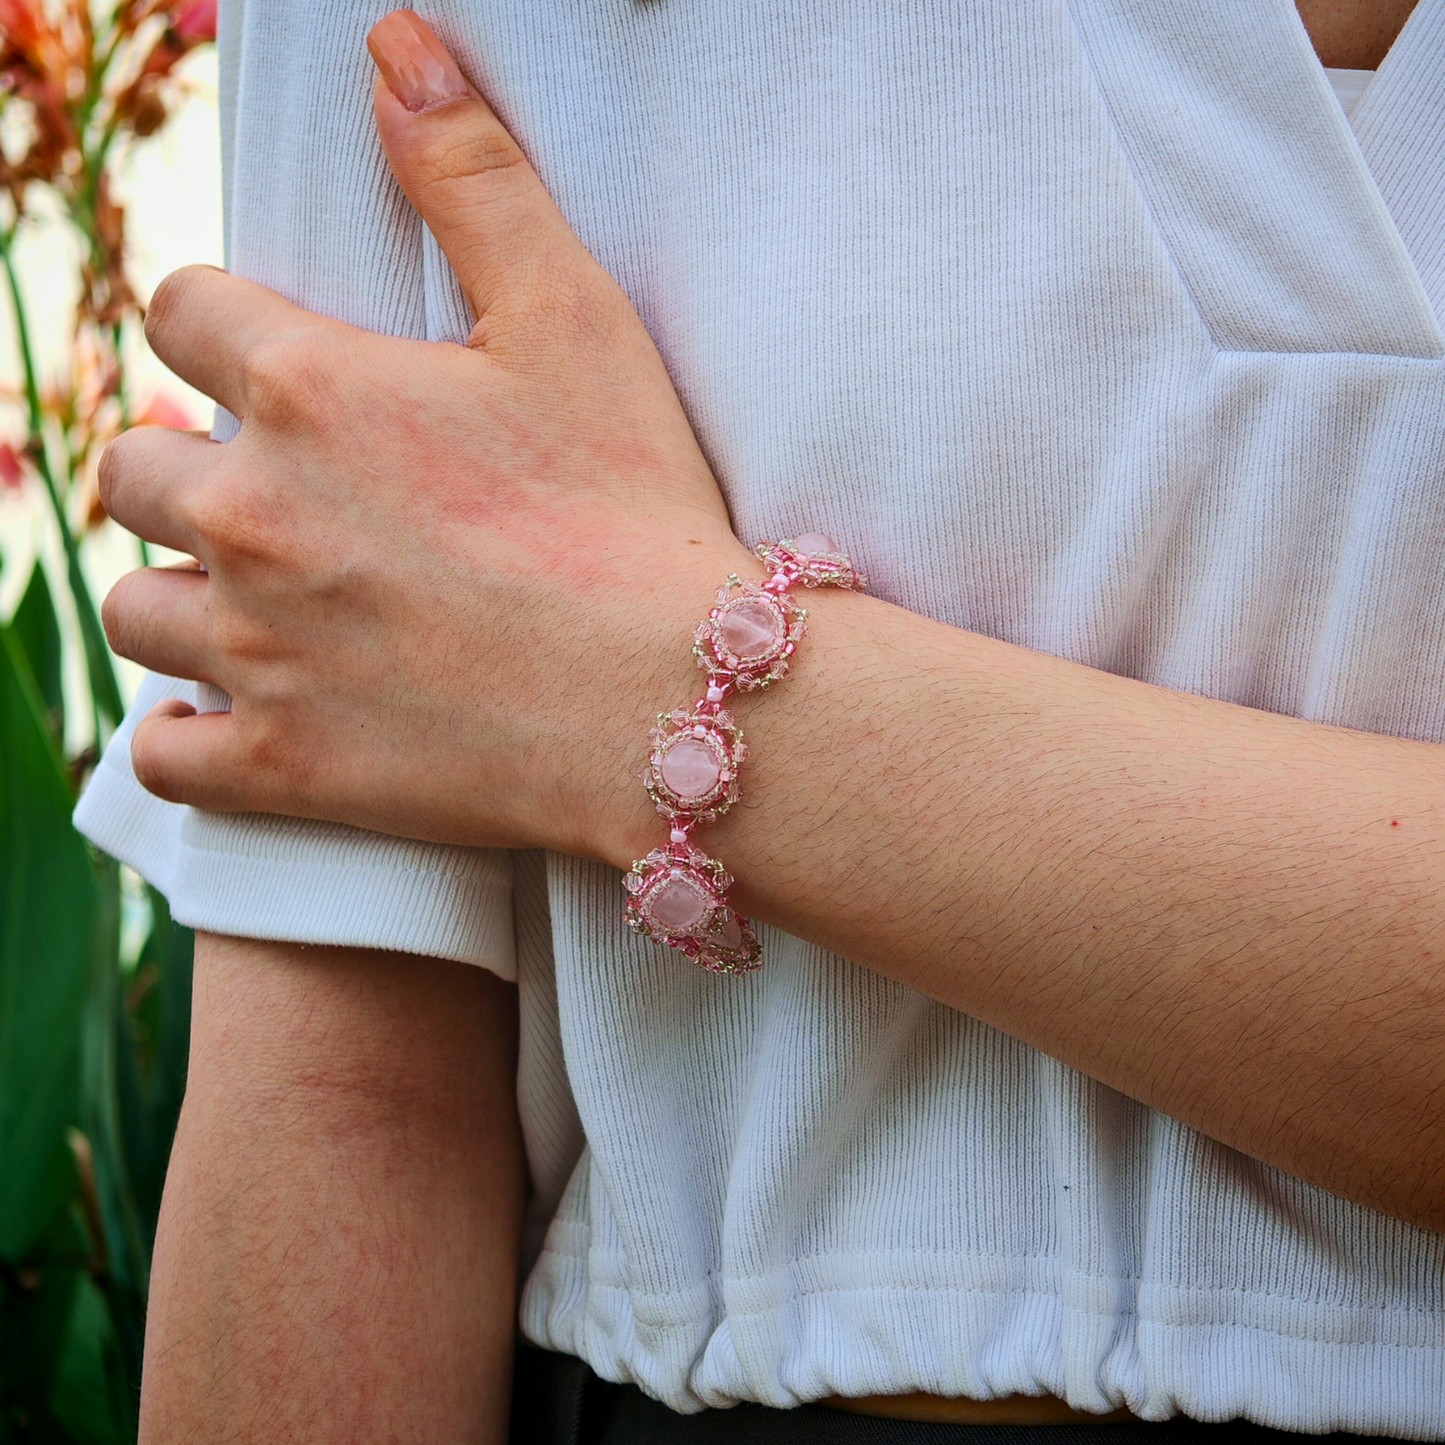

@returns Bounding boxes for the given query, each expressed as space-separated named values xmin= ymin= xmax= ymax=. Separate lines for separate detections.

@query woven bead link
xmin=623 ymin=536 xmax=866 ymax=974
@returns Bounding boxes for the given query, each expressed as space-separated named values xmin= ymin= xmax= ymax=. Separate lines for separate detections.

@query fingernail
xmin=367 ymin=10 xmax=470 ymax=112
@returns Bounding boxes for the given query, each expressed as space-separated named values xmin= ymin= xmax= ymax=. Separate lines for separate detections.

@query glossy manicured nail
xmin=367 ymin=10 xmax=470 ymax=112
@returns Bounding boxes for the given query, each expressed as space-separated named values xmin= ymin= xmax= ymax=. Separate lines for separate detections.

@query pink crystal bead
xmin=719 ymin=598 xmax=784 ymax=660
xmin=712 ymin=912 xmax=744 ymax=951
xmin=754 ymin=536 xmax=865 ymax=592
xmin=660 ymin=736 xmax=722 ymax=800
xmin=695 ymin=909 xmax=763 ymax=975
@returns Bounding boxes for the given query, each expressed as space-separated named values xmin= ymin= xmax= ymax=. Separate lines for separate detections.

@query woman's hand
xmin=100 ymin=9 xmax=751 ymax=855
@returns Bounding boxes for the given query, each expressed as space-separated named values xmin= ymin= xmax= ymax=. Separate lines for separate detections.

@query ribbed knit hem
xmin=170 ymin=825 xmax=516 ymax=974
xmin=520 ymin=1234 xmax=1445 ymax=1436
xmin=73 ymin=747 xmax=187 ymax=899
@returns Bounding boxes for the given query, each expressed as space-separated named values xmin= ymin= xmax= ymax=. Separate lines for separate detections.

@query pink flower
xmin=0 ymin=0 xmax=43 ymax=51
xmin=133 ymin=392 xmax=194 ymax=430
xmin=0 ymin=440 xmax=25 ymax=488
xmin=170 ymin=0 xmax=216 ymax=43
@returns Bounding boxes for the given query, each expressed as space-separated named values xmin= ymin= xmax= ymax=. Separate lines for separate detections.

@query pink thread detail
xmin=624 ymin=536 xmax=866 ymax=976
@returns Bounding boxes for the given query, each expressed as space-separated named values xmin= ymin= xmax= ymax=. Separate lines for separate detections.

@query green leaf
xmin=10 ymin=565 xmax=63 ymax=741
xmin=48 ymin=1269 xmax=128 ymax=1445
xmin=78 ymin=858 xmax=147 ymax=1399
xmin=2 ymin=1248 xmax=80 ymax=1444
xmin=0 ymin=627 xmax=96 ymax=1263
xmin=0 ymin=1199 xmax=126 ymax=1445
xmin=114 ymin=894 xmax=191 ymax=1254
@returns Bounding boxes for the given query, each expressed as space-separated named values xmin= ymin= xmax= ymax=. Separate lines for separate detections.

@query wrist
xmin=586 ymin=535 xmax=877 ymax=970
xmin=555 ymin=533 xmax=759 ymax=865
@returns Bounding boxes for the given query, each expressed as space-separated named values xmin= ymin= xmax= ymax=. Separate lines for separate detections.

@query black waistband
xmin=509 ymin=1347 xmax=1412 ymax=1445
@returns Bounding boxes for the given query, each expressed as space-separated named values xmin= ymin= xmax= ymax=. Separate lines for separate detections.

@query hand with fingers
xmin=100 ymin=9 xmax=752 ymax=860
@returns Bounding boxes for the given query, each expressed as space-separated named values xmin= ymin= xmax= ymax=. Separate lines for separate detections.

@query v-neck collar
xmin=1065 ymin=0 xmax=1444 ymax=356
xmin=1350 ymin=0 xmax=1445 ymax=326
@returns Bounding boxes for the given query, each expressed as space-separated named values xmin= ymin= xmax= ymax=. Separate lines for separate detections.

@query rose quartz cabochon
xmin=660 ymin=736 xmax=722 ymax=800
xmin=646 ymin=874 xmax=711 ymax=932
xmin=720 ymin=599 xmax=784 ymax=659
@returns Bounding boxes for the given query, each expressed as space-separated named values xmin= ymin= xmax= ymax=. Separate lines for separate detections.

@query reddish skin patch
xmin=1392 ymin=820 xmax=1401 ymax=827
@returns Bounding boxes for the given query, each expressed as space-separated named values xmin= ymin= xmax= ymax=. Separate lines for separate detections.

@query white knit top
xmin=76 ymin=0 xmax=1445 ymax=1432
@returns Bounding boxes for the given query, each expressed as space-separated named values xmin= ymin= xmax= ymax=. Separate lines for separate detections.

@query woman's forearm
xmin=594 ymin=584 xmax=1445 ymax=1230
xmin=141 ymin=934 xmax=525 ymax=1445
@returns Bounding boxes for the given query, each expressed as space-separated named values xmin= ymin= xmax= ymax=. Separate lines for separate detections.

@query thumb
xmin=365 ymin=10 xmax=593 ymax=339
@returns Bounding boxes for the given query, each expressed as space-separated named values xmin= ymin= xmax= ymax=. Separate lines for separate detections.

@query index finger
xmin=143 ymin=265 xmax=324 ymax=420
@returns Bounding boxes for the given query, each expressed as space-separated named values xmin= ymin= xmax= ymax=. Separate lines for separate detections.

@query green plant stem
xmin=109 ymin=317 xmax=149 ymax=568
xmin=0 ymin=227 xmax=125 ymax=734
xmin=83 ymin=852 xmax=149 ymax=1400
xmin=112 ymin=320 xmax=131 ymax=428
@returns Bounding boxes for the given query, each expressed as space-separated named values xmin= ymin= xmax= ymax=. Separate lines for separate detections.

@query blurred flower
xmin=59 ymin=326 xmax=124 ymax=437
xmin=72 ymin=457 xmax=107 ymax=528
xmin=0 ymin=439 xmax=25 ymax=488
xmin=0 ymin=0 xmax=82 ymax=204
xmin=0 ymin=0 xmax=44 ymax=52
xmin=0 ymin=1 xmax=216 ymax=587
xmin=0 ymin=0 xmax=76 ymax=94
xmin=127 ymin=81 xmax=166 ymax=134
xmin=111 ymin=0 xmax=219 ymax=171
xmin=170 ymin=0 xmax=216 ymax=44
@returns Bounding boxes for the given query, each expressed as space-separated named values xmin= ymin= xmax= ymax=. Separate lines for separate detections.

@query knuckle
xmin=244 ymin=721 xmax=285 ymax=774
xmin=237 ymin=713 xmax=307 ymax=802
xmin=474 ymin=258 xmax=621 ymax=357
xmin=99 ymin=579 xmax=125 ymax=654
xmin=469 ymin=127 xmax=529 ymax=177
xmin=432 ymin=124 xmax=530 ymax=187
xmin=241 ymin=329 xmax=338 ymax=427
xmin=129 ymin=740 xmax=163 ymax=797
xmin=191 ymin=482 xmax=273 ymax=565
xmin=96 ymin=430 xmax=133 ymax=513
xmin=208 ymin=607 xmax=266 ymax=666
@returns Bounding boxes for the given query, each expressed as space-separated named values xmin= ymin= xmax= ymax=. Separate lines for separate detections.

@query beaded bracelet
xmin=622 ymin=533 xmax=866 ymax=975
